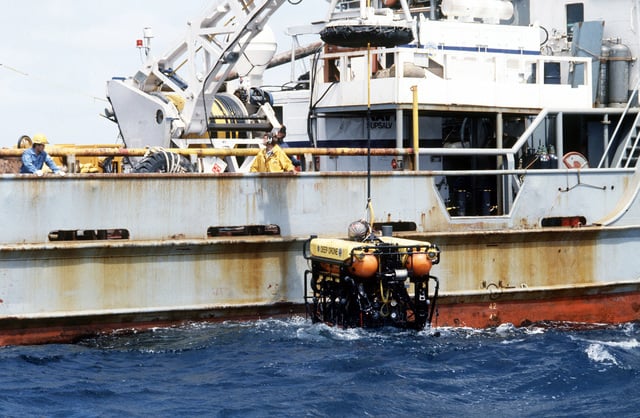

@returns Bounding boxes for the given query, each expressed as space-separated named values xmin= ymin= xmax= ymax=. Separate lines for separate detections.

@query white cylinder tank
xmin=234 ymin=25 xmax=277 ymax=78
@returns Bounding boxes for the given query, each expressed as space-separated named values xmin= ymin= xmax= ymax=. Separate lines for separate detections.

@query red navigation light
xmin=136 ymin=39 xmax=143 ymax=48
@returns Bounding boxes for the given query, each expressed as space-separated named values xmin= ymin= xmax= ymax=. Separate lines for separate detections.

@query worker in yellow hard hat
xmin=20 ymin=134 xmax=65 ymax=176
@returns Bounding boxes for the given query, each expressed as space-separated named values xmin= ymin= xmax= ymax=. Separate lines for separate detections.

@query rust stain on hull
xmin=0 ymin=303 xmax=305 ymax=347
xmin=402 ymin=226 xmax=637 ymax=295
xmin=2 ymin=282 xmax=639 ymax=346
xmin=0 ymin=237 xmax=307 ymax=346
xmin=0 ymin=200 xmax=638 ymax=345
xmin=435 ymin=284 xmax=640 ymax=328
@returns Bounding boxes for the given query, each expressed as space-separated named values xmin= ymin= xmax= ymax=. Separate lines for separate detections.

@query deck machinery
xmin=303 ymin=231 xmax=441 ymax=330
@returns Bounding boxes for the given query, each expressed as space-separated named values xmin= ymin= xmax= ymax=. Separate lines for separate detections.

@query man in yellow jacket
xmin=250 ymin=133 xmax=295 ymax=173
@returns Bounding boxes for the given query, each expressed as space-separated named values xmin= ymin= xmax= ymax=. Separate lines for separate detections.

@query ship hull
xmin=1 ymin=171 xmax=639 ymax=345
xmin=3 ymin=281 xmax=638 ymax=346
xmin=0 ymin=235 xmax=306 ymax=346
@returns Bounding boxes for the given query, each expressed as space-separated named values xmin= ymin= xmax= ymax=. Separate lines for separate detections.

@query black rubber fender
xmin=133 ymin=151 xmax=194 ymax=173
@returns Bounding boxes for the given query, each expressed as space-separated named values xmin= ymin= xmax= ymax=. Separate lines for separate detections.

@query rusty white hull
xmin=1 ymin=168 xmax=640 ymax=345
xmin=410 ymin=227 xmax=640 ymax=328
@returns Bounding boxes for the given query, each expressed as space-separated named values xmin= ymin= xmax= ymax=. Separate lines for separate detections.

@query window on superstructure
xmin=566 ymin=3 xmax=584 ymax=42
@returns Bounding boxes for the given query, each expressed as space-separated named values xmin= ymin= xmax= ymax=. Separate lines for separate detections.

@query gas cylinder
xmin=608 ymin=40 xmax=632 ymax=107
xmin=596 ymin=43 xmax=610 ymax=108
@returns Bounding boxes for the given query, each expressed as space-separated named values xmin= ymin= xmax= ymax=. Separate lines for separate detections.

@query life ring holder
xmin=562 ymin=152 xmax=589 ymax=169
xmin=17 ymin=135 xmax=32 ymax=149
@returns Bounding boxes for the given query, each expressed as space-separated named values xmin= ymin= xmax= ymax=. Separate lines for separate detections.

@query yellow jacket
xmin=250 ymin=144 xmax=294 ymax=173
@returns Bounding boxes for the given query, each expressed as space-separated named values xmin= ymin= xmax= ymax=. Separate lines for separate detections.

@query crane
xmin=104 ymin=0 xmax=415 ymax=172
xmin=106 ymin=0 xmax=289 ymax=171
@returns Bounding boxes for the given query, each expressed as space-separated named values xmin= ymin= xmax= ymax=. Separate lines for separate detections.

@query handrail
xmin=0 ymin=147 xmax=413 ymax=158
xmin=0 ymin=111 xmax=577 ymax=165
xmin=1 ymin=105 xmax=631 ymax=172
xmin=502 ymin=109 xmax=550 ymax=170
xmin=0 ymin=144 xmax=547 ymax=159
xmin=3 ymin=145 xmax=636 ymax=177
xmin=597 ymin=77 xmax=640 ymax=168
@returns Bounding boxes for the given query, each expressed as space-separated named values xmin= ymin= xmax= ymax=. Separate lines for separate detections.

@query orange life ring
xmin=562 ymin=152 xmax=589 ymax=168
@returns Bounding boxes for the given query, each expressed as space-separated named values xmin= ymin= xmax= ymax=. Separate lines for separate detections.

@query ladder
xmin=610 ymin=112 xmax=640 ymax=168
xmin=599 ymin=79 xmax=640 ymax=168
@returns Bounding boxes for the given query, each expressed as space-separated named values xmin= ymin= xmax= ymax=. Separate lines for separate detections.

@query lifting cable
xmin=365 ymin=40 xmax=375 ymax=234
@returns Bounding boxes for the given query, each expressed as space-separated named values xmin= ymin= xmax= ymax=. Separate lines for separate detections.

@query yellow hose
xmin=379 ymin=281 xmax=390 ymax=317
xmin=367 ymin=199 xmax=375 ymax=228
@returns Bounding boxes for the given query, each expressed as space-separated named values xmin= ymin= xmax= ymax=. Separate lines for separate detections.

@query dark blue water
xmin=0 ymin=318 xmax=638 ymax=417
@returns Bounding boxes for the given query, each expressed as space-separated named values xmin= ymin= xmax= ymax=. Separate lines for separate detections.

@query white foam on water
xmin=523 ymin=326 xmax=546 ymax=335
xmin=327 ymin=326 xmax=366 ymax=341
xmin=600 ymin=338 xmax=640 ymax=350
xmin=585 ymin=343 xmax=619 ymax=366
xmin=495 ymin=323 xmax=516 ymax=336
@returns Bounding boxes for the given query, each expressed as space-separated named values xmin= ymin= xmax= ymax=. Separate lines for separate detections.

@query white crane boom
xmin=106 ymin=0 xmax=288 ymax=151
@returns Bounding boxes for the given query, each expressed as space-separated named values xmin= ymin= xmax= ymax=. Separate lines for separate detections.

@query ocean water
xmin=0 ymin=318 xmax=639 ymax=417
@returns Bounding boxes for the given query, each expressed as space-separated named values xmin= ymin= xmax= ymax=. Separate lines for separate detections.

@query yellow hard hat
xmin=32 ymin=133 xmax=48 ymax=145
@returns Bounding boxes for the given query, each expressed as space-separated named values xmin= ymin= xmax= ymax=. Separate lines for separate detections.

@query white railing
xmin=315 ymin=46 xmax=593 ymax=110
